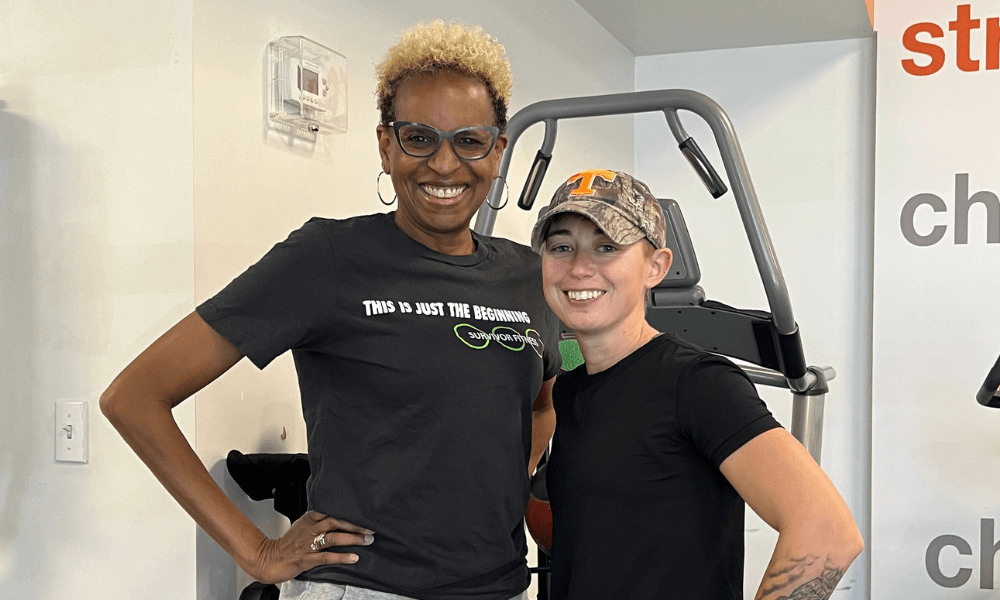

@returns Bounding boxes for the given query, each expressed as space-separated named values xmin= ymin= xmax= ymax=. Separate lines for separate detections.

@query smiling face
xmin=541 ymin=213 xmax=671 ymax=341
xmin=377 ymin=71 xmax=507 ymax=255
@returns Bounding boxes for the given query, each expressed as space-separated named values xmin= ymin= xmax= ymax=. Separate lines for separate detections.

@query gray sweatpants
xmin=279 ymin=580 xmax=529 ymax=600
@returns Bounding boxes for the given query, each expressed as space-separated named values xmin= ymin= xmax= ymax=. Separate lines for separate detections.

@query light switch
xmin=55 ymin=400 xmax=88 ymax=463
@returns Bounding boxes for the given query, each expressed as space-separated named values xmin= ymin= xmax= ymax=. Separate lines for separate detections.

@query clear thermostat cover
xmin=269 ymin=36 xmax=347 ymax=136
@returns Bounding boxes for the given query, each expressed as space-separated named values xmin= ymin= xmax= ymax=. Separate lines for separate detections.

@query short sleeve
xmin=540 ymin=307 xmax=563 ymax=381
xmin=196 ymin=219 xmax=337 ymax=369
xmin=676 ymin=357 xmax=781 ymax=467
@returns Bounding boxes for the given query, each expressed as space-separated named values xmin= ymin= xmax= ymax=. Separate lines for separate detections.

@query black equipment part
xmin=227 ymin=451 xmax=310 ymax=600
xmin=226 ymin=450 xmax=310 ymax=523
xmin=518 ymin=151 xmax=552 ymax=210
xmin=678 ymin=137 xmax=728 ymax=198
xmin=775 ymin=329 xmax=808 ymax=382
xmin=977 ymin=352 xmax=1000 ymax=408
xmin=238 ymin=582 xmax=280 ymax=600
xmin=646 ymin=301 xmax=777 ymax=371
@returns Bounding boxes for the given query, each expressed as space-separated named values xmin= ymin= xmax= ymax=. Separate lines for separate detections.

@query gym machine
xmin=473 ymin=90 xmax=834 ymax=597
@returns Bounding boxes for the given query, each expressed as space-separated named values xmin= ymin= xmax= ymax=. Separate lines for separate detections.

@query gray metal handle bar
xmin=473 ymin=89 xmax=796 ymax=335
xmin=742 ymin=364 xmax=831 ymax=461
xmin=742 ymin=365 xmax=836 ymax=389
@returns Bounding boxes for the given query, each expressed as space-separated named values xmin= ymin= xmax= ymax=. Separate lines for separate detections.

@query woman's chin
xmin=559 ymin=316 xmax=605 ymax=339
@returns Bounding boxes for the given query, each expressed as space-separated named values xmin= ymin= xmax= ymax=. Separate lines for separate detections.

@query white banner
xmin=873 ymin=1 xmax=1000 ymax=597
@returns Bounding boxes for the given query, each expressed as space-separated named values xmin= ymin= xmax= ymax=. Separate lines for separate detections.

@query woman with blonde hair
xmin=101 ymin=21 xmax=560 ymax=600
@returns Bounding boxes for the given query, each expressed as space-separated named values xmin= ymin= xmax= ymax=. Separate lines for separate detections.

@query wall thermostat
xmin=268 ymin=36 xmax=348 ymax=136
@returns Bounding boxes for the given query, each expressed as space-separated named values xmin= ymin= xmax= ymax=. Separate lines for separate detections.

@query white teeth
xmin=567 ymin=290 xmax=605 ymax=301
xmin=421 ymin=184 xmax=466 ymax=199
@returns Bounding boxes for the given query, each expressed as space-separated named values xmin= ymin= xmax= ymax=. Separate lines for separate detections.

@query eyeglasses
xmin=388 ymin=121 xmax=500 ymax=161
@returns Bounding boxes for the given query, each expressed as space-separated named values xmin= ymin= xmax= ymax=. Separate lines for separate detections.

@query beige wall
xmin=0 ymin=0 xmax=198 ymax=597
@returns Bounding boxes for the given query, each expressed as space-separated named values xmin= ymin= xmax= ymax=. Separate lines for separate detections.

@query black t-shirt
xmin=197 ymin=212 xmax=561 ymax=600
xmin=546 ymin=334 xmax=781 ymax=600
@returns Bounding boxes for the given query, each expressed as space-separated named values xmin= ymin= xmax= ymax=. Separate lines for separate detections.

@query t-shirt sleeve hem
xmin=543 ymin=360 xmax=562 ymax=382
xmin=195 ymin=301 xmax=276 ymax=370
xmin=710 ymin=416 xmax=783 ymax=468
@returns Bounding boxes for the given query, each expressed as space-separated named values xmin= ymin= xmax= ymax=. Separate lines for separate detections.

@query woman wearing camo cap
xmin=531 ymin=169 xmax=862 ymax=599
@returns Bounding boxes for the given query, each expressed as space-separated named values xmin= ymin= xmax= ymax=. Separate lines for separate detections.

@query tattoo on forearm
xmin=777 ymin=565 xmax=843 ymax=600
xmin=759 ymin=555 xmax=845 ymax=600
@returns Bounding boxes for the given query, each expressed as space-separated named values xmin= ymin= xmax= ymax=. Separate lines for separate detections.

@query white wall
xmin=0 ymin=0 xmax=198 ymax=597
xmin=635 ymin=38 xmax=875 ymax=600
xmin=190 ymin=0 xmax=635 ymax=598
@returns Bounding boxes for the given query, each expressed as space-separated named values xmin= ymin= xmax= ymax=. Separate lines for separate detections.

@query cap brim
xmin=530 ymin=200 xmax=646 ymax=253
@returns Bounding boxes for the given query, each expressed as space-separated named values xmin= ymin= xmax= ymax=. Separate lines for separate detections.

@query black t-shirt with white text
xmin=198 ymin=213 xmax=561 ymax=600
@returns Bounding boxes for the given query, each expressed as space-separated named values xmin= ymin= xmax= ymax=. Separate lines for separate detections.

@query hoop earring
xmin=486 ymin=177 xmax=509 ymax=211
xmin=377 ymin=171 xmax=396 ymax=206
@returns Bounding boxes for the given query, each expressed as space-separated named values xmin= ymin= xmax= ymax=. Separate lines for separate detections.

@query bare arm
xmin=100 ymin=312 xmax=371 ymax=583
xmin=528 ymin=378 xmax=556 ymax=476
xmin=719 ymin=428 xmax=863 ymax=600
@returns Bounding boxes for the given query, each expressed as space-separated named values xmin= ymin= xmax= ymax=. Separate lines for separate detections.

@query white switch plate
xmin=55 ymin=400 xmax=88 ymax=463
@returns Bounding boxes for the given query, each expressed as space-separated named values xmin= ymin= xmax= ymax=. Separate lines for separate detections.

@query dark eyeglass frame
xmin=388 ymin=121 xmax=501 ymax=161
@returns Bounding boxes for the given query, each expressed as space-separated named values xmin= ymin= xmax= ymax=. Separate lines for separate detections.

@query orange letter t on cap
xmin=567 ymin=170 xmax=618 ymax=195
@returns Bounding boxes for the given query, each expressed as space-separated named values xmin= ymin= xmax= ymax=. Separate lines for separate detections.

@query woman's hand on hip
xmin=248 ymin=511 xmax=375 ymax=584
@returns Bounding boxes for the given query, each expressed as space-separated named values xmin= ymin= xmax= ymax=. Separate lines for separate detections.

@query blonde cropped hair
xmin=376 ymin=20 xmax=513 ymax=131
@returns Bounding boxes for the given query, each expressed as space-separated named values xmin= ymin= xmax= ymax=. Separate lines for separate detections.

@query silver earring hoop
xmin=486 ymin=177 xmax=509 ymax=211
xmin=377 ymin=171 xmax=396 ymax=206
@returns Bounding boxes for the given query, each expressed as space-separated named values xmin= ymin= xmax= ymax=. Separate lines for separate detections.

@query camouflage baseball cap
xmin=530 ymin=170 xmax=667 ymax=253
